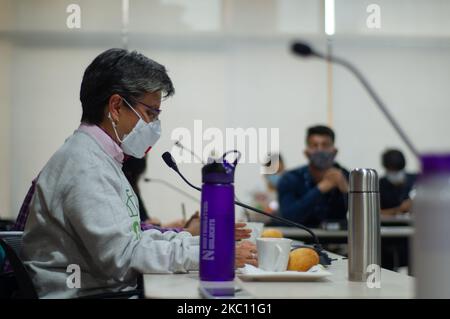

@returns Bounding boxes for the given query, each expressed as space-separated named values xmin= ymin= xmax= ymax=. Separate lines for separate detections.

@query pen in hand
xmin=181 ymin=203 xmax=186 ymax=222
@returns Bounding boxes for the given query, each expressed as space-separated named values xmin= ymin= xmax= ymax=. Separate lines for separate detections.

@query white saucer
xmin=238 ymin=264 xmax=331 ymax=282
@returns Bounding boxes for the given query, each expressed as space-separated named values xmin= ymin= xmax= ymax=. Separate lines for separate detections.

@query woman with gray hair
xmin=21 ymin=49 xmax=257 ymax=298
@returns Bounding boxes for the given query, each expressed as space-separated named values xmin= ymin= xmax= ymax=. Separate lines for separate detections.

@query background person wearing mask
xmin=379 ymin=149 xmax=417 ymax=216
xmin=21 ymin=48 xmax=257 ymax=298
xmin=278 ymin=125 xmax=349 ymax=228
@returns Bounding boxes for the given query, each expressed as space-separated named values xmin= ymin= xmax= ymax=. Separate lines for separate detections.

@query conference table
xmin=143 ymin=251 xmax=414 ymax=299
xmin=381 ymin=214 xmax=412 ymax=226
xmin=271 ymin=226 xmax=414 ymax=244
xmin=270 ymin=225 xmax=413 ymax=273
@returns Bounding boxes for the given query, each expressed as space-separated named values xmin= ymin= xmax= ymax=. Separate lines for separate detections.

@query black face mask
xmin=309 ymin=150 xmax=336 ymax=170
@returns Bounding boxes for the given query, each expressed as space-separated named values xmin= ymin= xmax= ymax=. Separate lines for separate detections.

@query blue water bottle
xmin=199 ymin=151 xmax=240 ymax=286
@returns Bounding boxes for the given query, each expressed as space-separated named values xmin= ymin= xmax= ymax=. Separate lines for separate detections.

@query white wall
xmin=333 ymin=41 xmax=450 ymax=170
xmin=0 ymin=0 xmax=13 ymax=219
xmin=1 ymin=0 xmax=450 ymax=222
xmin=0 ymin=42 xmax=12 ymax=219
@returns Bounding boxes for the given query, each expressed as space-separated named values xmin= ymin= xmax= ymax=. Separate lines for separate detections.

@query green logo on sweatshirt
xmin=125 ymin=188 xmax=141 ymax=239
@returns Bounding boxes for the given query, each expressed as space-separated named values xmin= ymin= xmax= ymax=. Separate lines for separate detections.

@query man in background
xmin=278 ymin=125 xmax=349 ymax=228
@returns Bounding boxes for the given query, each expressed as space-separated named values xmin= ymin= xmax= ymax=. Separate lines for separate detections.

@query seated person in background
xmin=278 ymin=125 xmax=349 ymax=228
xmin=248 ymin=153 xmax=285 ymax=224
xmin=122 ymin=155 xmax=195 ymax=230
xmin=379 ymin=149 xmax=417 ymax=216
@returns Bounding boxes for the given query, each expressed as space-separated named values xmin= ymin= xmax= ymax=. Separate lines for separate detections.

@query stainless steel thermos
xmin=348 ymin=168 xmax=381 ymax=282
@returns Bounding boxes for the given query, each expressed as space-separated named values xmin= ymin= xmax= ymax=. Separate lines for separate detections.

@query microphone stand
xmin=144 ymin=177 xmax=199 ymax=203
xmin=174 ymin=140 xmax=205 ymax=164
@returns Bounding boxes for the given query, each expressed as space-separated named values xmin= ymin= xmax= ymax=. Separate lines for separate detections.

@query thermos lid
xmin=349 ymin=168 xmax=379 ymax=192
xmin=202 ymin=161 xmax=235 ymax=184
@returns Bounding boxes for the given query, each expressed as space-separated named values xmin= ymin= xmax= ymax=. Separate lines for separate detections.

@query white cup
xmin=244 ymin=222 xmax=264 ymax=243
xmin=256 ymin=238 xmax=292 ymax=272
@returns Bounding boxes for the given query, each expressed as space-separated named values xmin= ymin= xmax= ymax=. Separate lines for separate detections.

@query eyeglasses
xmin=124 ymin=97 xmax=161 ymax=122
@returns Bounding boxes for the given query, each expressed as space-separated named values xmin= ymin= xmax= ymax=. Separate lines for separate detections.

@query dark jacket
xmin=379 ymin=173 xmax=417 ymax=209
xmin=277 ymin=163 xmax=349 ymax=227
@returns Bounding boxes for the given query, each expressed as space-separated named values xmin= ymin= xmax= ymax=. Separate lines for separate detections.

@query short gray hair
xmin=80 ymin=48 xmax=175 ymax=124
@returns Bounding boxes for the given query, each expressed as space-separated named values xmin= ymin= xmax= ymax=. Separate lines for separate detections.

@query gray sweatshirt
xmin=22 ymin=127 xmax=199 ymax=298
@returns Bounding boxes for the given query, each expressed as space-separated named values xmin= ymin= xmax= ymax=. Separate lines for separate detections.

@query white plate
xmin=238 ymin=264 xmax=331 ymax=282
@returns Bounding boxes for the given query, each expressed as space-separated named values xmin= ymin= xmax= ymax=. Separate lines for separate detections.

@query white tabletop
xmin=143 ymin=252 xmax=414 ymax=299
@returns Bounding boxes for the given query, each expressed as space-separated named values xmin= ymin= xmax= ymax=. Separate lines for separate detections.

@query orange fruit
xmin=261 ymin=228 xmax=283 ymax=238
xmin=287 ymin=248 xmax=320 ymax=272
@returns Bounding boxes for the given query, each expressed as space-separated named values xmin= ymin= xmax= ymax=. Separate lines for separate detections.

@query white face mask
xmin=386 ymin=170 xmax=406 ymax=185
xmin=109 ymin=99 xmax=161 ymax=158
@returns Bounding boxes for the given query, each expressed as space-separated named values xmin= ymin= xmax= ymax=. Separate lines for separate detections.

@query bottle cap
xmin=202 ymin=151 xmax=240 ymax=184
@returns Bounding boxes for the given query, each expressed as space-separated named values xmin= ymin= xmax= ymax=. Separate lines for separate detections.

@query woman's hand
xmin=162 ymin=219 xmax=185 ymax=228
xmin=235 ymin=223 xmax=252 ymax=241
xmin=235 ymin=240 xmax=258 ymax=268
xmin=183 ymin=211 xmax=200 ymax=236
xmin=146 ymin=217 xmax=161 ymax=226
